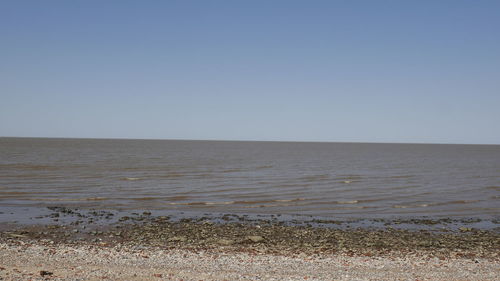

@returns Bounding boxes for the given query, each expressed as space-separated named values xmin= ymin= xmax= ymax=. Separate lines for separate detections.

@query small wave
xmin=170 ymin=201 xmax=236 ymax=206
xmin=393 ymin=203 xmax=430 ymax=208
xmin=86 ymin=197 xmax=108 ymax=201
xmin=0 ymin=174 xmax=64 ymax=179
xmin=234 ymin=199 xmax=280 ymax=205
xmin=393 ymin=205 xmax=410 ymax=208
xmin=448 ymin=200 xmax=480 ymax=204
xmin=131 ymin=197 xmax=158 ymax=201
xmin=220 ymin=169 xmax=244 ymax=173
xmin=192 ymin=173 xmax=217 ymax=179
xmin=336 ymin=174 xmax=363 ymax=180
xmin=234 ymin=198 xmax=304 ymax=205
xmin=298 ymin=174 xmax=330 ymax=181
xmin=24 ymin=197 xmax=108 ymax=201
xmin=275 ymin=198 xmax=304 ymax=202
xmin=205 ymin=201 xmax=235 ymax=205
xmin=418 ymin=200 xmax=482 ymax=207
xmin=165 ymin=195 xmax=191 ymax=201
xmin=122 ymin=177 xmax=141 ymax=181
xmin=185 ymin=202 xmax=207 ymax=206
xmin=166 ymin=198 xmax=305 ymax=206
xmin=389 ymin=175 xmax=415 ymax=179
xmin=159 ymin=173 xmax=184 ymax=179
xmin=0 ymin=164 xmax=60 ymax=171
xmin=273 ymin=183 xmax=312 ymax=188
xmin=337 ymin=200 xmax=358 ymax=204
xmin=242 ymin=204 xmax=369 ymax=210
xmin=0 ymin=191 xmax=33 ymax=195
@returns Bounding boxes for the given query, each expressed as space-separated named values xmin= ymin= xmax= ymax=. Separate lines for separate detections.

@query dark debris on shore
xmin=0 ymin=207 xmax=499 ymax=260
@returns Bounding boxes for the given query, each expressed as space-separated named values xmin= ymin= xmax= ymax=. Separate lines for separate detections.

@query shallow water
xmin=0 ymin=137 xmax=499 ymax=218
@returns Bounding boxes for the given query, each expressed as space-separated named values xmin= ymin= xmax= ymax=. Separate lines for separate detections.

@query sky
xmin=1 ymin=1 xmax=499 ymax=144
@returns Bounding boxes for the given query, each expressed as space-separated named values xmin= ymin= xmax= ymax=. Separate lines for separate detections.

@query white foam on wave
xmin=167 ymin=201 xmax=236 ymax=206
xmin=337 ymin=200 xmax=358 ymax=204
xmin=123 ymin=177 xmax=141 ymax=181
xmin=393 ymin=205 xmax=409 ymax=208
xmin=205 ymin=201 xmax=235 ymax=205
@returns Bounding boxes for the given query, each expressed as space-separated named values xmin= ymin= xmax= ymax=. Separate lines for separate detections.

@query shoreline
xmin=2 ymin=205 xmax=499 ymax=230
xmin=1 ymin=207 xmax=499 ymax=280
xmin=1 ymin=206 xmax=499 ymax=256
xmin=2 ymin=212 xmax=499 ymax=259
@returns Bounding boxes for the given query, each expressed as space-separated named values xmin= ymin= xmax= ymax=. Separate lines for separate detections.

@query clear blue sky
xmin=1 ymin=1 xmax=499 ymax=144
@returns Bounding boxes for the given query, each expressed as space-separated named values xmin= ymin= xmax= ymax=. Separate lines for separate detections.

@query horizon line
xmin=1 ymin=135 xmax=499 ymax=146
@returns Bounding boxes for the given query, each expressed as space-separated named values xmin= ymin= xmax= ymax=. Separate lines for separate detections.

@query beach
xmin=2 ymin=241 xmax=499 ymax=281
xmin=1 ymin=209 xmax=499 ymax=280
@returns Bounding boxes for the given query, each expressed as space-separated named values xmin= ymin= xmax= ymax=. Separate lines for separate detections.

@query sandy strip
xmin=1 ymin=241 xmax=498 ymax=281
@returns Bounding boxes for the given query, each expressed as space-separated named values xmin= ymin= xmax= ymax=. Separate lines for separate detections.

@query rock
xmin=119 ymin=216 xmax=131 ymax=221
xmin=459 ymin=227 xmax=472 ymax=232
xmin=143 ymin=211 xmax=152 ymax=216
xmin=167 ymin=236 xmax=187 ymax=242
xmin=246 ymin=235 xmax=265 ymax=243
xmin=8 ymin=233 xmax=28 ymax=238
xmin=217 ymin=239 xmax=234 ymax=246
xmin=40 ymin=270 xmax=53 ymax=276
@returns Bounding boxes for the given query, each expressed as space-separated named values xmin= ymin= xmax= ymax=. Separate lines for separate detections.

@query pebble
xmin=217 ymin=239 xmax=234 ymax=246
xmin=247 ymin=235 xmax=265 ymax=243
xmin=1 ymin=242 xmax=497 ymax=281
xmin=168 ymin=236 xmax=187 ymax=242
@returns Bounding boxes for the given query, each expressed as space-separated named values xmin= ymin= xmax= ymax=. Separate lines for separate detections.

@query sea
xmin=0 ymin=137 xmax=499 ymax=219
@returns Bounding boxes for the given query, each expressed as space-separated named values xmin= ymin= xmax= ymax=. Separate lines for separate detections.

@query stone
xmin=119 ymin=216 xmax=130 ymax=221
xmin=247 ymin=235 xmax=265 ymax=243
xmin=8 ymin=233 xmax=28 ymax=238
xmin=40 ymin=270 xmax=53 ymax=276
xmin=167 ymin=236 xmax=187 ymax=242
xmin=459 ymin=227 xmax=472 ymax=232
xmin=217 ymin=239 xmax=234 ymax=246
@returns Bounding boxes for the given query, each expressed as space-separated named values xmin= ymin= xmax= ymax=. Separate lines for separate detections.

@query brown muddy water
xmin=0 ymin=137 xmax=499 ymax=219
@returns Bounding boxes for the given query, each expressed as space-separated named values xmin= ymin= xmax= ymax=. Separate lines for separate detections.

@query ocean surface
xmin=0 ymin=138 xmax=499 ymax=218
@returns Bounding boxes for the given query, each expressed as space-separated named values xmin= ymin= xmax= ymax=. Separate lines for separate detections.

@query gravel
xmin=1 ymin=241 xmax=499 ymax=280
